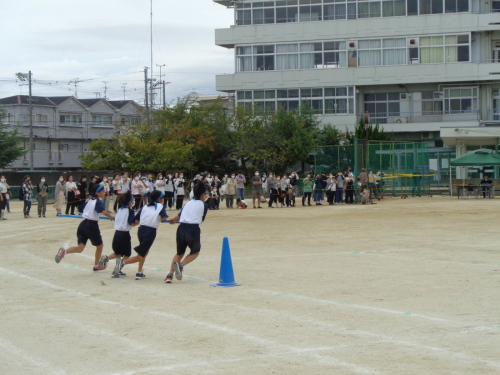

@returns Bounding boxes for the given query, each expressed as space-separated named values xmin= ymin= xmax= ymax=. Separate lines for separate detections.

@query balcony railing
xmin=359 ymin=111 xmax=480 ymax=124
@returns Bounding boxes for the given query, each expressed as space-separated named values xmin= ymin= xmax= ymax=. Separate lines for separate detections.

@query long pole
xmin=149 ymin=0 xmax=154 ymax=109
xmin=28 ymin=71 xmax=33 ymax=170
xmin=144 ymin=67 xmax=150 ymax=124
xmin=162 ymin=81 xmax=166 ymax=109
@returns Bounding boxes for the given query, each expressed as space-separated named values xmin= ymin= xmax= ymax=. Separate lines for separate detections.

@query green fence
xmin=314 ymin=141 xmax=433 ymax=197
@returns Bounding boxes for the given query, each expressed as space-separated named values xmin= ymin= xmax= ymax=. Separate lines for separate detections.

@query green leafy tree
xmin=345 ymin=117 xmax=394 ymax=143
xmin=0 ymin=110 xmax=26 ymax=169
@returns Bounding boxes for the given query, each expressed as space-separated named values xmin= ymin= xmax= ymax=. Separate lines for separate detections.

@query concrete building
xmin=213 ymin=0 xmax=500 ymax=177
xmin=0 ymin=95 xmax=142 ymax=170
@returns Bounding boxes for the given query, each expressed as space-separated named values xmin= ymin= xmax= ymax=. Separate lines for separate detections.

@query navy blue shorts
xmin=76 ymin=219 xmax=103 ymax=247
xmin=176 ymin=223 xmax=201 ymax=255
xmin=112 ymin=230 xmax=132 ymax=257
xmin=134 ymin=226 xmax=157 ymax=257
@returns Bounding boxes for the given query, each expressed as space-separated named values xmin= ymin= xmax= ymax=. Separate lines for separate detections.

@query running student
xmin=165 ymin=181 xmax=209 ymax=283
xmin=97 ymin=191 xmax=138 ymax=278
xmin=115 ymin=190 xmax=168 ymax=280
xmin=55 ymin=185 xmax=115 ymax=270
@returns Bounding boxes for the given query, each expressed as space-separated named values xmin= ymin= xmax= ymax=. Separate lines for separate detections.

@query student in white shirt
xmin=55 ymin=185 xmax=115 ymax=270
xmin=117 ymin=190 xmax=168 ymax=280
xmin=98 ymin=191 xmax=138 ymax=278
xmin=165 ymin=181 xmax=209 ymax=283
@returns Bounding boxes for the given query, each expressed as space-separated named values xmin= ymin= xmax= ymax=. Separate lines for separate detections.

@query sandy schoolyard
xmin=0 ymin=196 xmax=499 ymax=375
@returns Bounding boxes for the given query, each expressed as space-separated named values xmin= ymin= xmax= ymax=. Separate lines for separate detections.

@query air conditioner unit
xmin=433 ymin=91 xmax=442 ymax=99
xmin=400 ymin=93 xmax=407 ymax=100
xmin=421 ymin=132 xmax=434 ymax=140
xmin=394 ymin=117 xmax=406 ymax=124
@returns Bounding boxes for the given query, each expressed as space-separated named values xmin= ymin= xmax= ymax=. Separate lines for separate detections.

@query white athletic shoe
xmin=173 ymin=262 xmax=183 ymax=280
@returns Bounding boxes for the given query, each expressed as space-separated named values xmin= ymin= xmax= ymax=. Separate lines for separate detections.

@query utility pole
xmin=102 ymin=81 xmax=109 ymax=99
xmin=162 ymin=81 xmax=166 ymax=110
xmin=121 ymin=83 xmax=127 ymax=100
xmin=149 ymin=0 xmax=154 ymax=109
xmin=16 ymin=71 xmax=34 ymax=170
xmin=156 ymin=63 xmax=166 ymax=109
xmin=144 ymin=67 xmax=150 ymax=124
xmin=68 ymin=78 xmax=81 ymax=98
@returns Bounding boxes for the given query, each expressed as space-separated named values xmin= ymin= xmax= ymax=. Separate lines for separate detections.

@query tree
xmin=345 ymin=117 xmax=394 ymax=169
xmin=231 ymin=106 xmax=317 ymax=175
xmin=0 ymin=110 xmax=26 ymax=169
xmin=81 ymin=99 xmax=234 ymax=175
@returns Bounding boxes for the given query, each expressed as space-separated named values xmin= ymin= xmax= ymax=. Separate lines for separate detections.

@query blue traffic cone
xmin=211 ymin=237 xmax=241 ymax=287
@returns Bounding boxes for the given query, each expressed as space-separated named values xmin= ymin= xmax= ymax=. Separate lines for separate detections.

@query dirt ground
xmin=0 ymin=195 xmax=499 ymax=375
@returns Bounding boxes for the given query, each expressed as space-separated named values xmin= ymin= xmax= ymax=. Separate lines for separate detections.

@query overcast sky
xmin=0 ymin=0 xmax=234 ymax=105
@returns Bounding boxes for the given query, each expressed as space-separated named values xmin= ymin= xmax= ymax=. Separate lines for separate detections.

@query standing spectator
xmin=266 ymin=172 xmax=278 ymax=208
xmin=236 ymin=171 xmax=246 ymax=200
xmin=252 ymin=170 xmax=263 ymax=209
xmin=313 ymin=174 xmax=325 ymax=205
xmin=221 ymin=173 xmax=229 ymax=203
xmin=345 ymin=170 xmax=355 ymax=204
xmin=359 ymin=168 xmax=368 ymax=189
xmin=480 ymin=175 xmax=493 ymax=198
xmin=112 ymin=173 xmax=123 ymax=212
xmin=88 ymin=175 xmax=99 ymax=198
xmin=290 ymin=171 xmax=299 ymax=201
xmin=225 ymin=173 xmax=237 ymax=208
xmin=320 ymin=172 xmax=328 ymax=201
xmin=281 ymin=173 xmax=292 ymax=208
xmin=65 ymin=175 xmax=78 ymax=215
xmin=53 ymin=175 xmax=65 ymax=215
xmin=0 ymin=175 xmax=9 ymax=219
xmin=335 ymin=171 xmax=345 ymax=204
xmin=326 ymin=173 xmax=337 ymax=205
xmin=164 ymin=174 xmax=175 ymax=210
xmin=121 ymin=172 xmax=131 ymax=195
xmin=302 ymin=173 xmax=313 ymax=206
xmin=276 ymin=175 xmax=285 ymax=207
xmin=22 ymin=175 xmax=33 ymax=218
xmin=131 ymin=172 xmax=146 ymax=210
xmin=36 ymin=176 xmax=49 ymax=217
xmin=175 ymin=172 xmax=186 ymax=209
xmin=78 ymin=176 xmax=88 ymax=200
xmin=100 ymin=175 xmax=111 ymax=212
xmin=261 ymin=172 xmax=268 ymax=202
xmin=3 ymin=176 xmax=11 ymax=213
xmin=141 ymin=175 xmax=154 ymax=208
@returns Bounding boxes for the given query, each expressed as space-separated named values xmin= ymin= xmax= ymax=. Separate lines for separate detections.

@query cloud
xmin=0 ymin=0 xmax=235 ymax=102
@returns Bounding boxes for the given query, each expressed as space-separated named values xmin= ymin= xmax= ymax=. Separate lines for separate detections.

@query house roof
xmin=0 ymin=95 xmax=56 ymax=106
xmin=108 ymin=100 xmax=140 ymax=110
xmin=47 ymin=96 xmax=76 ymax=105
xmin=78 ymin=99 xmax=102 ymax=107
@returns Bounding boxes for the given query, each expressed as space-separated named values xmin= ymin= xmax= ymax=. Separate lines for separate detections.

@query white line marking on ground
xmin=0 ymin=337 xmax=69 ymax=375
xmin=0 ymin=267 xmax=381 ymax=375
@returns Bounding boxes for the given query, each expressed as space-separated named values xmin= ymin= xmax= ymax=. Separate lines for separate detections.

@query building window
xmin=253 ymin=2 xmax=275 ymax=24
xmin=364 ymin=93 xmax=400 ymax=123
xmin=276 ymin=4 xmax=299 ymax=22
xmin=382 ymin=0 xmax=406 ymax=16
xmin=233 ymin=0 xmax=468 ymax=25
xmin=358 ymin=1 xmax=381 ymax=18
xmin=421 ymin=91 xmax=443 ymax=115
xmin=59 ymin=113 xmax=83 ymax=125
xmin=92 ymin=115 xmax=112 ymax=125
xmin=299 ymin=2 xmax=323 ymax=21
xmin=358 ymin=40 xmax=382 ymax=66
xmin=444 ymin=87 xmax=478 ymax=114
xmin=419 ymin=0 xmax=443 ymax=14
xmin=235 ymin=2 xmax=252 ymax=25
xmin=254 ymin=45 xmax=275 ymax=71
xmin=236 ymin=86 xmax=355 ymax=115
xmin=444 ymin=0 xmax=468 ymax=12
